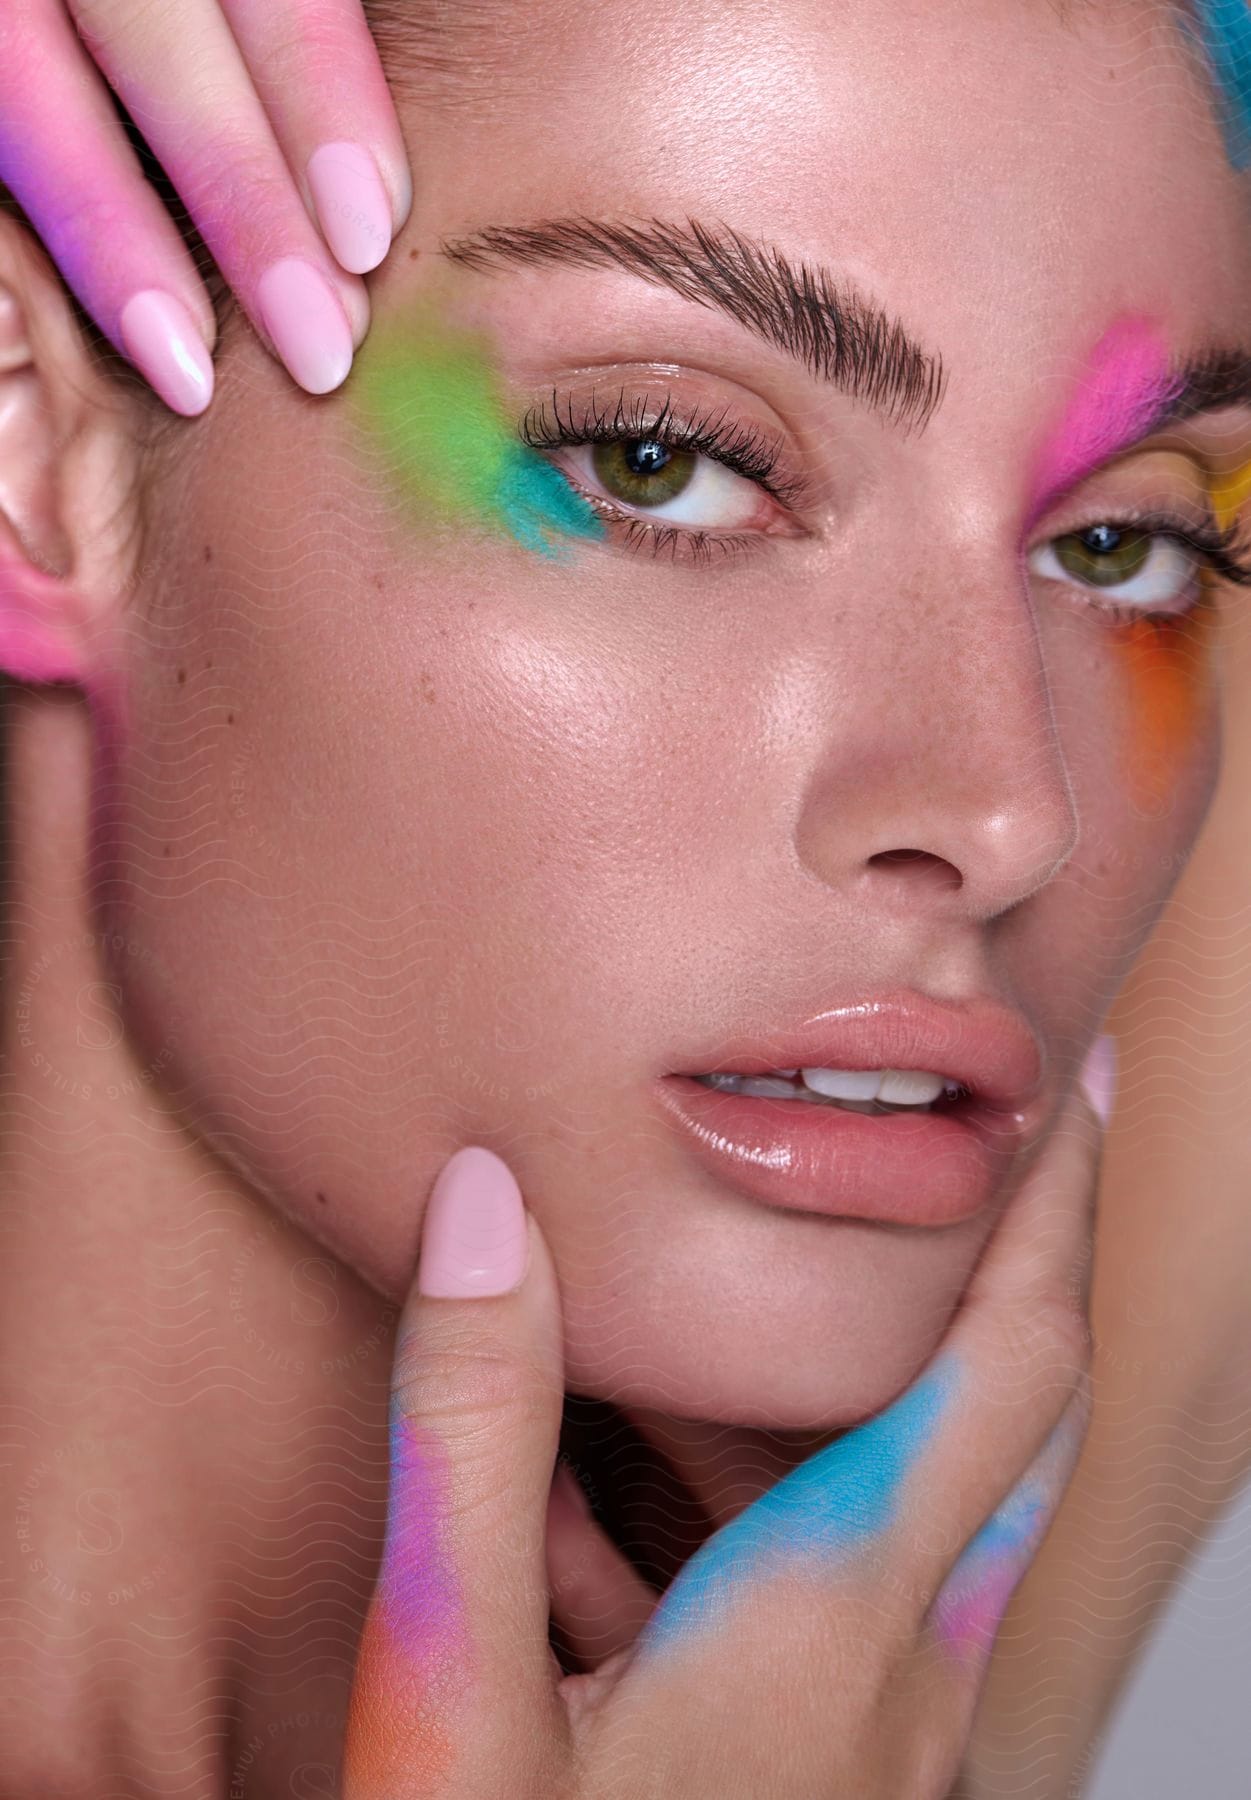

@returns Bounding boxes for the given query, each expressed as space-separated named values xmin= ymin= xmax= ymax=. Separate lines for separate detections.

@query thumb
xmin=342 ymin=1146 xmax=568 ymax=1797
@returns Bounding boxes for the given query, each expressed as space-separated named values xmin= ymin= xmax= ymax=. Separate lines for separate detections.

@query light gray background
xmin=1086 ymin=1471 xmax=1251 ymax=1797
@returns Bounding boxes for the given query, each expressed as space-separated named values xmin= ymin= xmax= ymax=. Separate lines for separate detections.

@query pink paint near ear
xmin=0 ymin=555 xmax=87 ymax=683
xmin=1028 ymin=318 xmax=1182 ymax=527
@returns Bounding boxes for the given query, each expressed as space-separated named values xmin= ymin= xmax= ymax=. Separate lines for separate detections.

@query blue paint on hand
xmin=640 ymin=1349 xmax=961 ymax=1655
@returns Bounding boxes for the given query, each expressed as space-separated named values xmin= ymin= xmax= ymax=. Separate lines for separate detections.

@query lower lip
xmin=654 ymin=1077 xmax=1023 ymax=1226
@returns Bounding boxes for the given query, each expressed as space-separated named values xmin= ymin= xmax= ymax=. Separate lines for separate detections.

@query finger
xmin=874 ymin=1056 xmax=1104 ymax=1578
xmin=218 ymin=0 xmax=412 ymax=274
xmin=925 ymin=1372 xmax=1092 ymax=1675
xmin=909 ymin=1375 xmax=1094 ymax=1795
xmin=0 ymin=4 xmax=217 ymax=415
xmin=546 ymin=1459 xmax=658 ymax=1668
xmin=341 ymin=1147 xmax=568 ymax=1799
xmin=67 ymin=0 xmax=369 ymax=395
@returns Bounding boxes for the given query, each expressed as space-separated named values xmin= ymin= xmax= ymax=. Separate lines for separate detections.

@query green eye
xmin=592 ymin=439 xmax=698 ymax=507
xmin=1052 ymin=524 xmax=1152 ymax=588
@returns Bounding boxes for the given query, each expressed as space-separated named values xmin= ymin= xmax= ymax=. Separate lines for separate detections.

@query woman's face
xmin=101 ymin=0 xmax=1251 ymax=1426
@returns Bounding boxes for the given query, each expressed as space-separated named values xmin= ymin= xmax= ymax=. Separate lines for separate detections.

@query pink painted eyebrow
xmin=1027 ymin=318 xmax=1184 ymax=525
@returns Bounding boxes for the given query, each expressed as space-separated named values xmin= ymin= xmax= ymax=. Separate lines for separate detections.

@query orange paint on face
xmin=1114 ymin=603 xmax=1217 ymax=818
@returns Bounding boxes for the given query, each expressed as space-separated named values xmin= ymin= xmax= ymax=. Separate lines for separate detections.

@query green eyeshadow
xmin=351 ymin=308 xmax=605 ymax=559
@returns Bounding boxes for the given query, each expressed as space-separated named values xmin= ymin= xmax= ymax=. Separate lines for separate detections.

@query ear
xmin=0 ymin=210 xmax=146 ymax=685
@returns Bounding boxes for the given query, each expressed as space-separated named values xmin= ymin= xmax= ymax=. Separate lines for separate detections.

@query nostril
xmin=868 ymin=847 xmax=962 ymax=893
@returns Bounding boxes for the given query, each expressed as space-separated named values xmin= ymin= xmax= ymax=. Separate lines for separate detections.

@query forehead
xmin=374 ymin=0 xmax=1251 ymax=465
xmin=395 ymin=0 xmax=1245 ymax=298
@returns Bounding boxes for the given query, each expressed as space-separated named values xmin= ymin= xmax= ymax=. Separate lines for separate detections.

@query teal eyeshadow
xmin=351 ymin=316 xmax=606 ymax=560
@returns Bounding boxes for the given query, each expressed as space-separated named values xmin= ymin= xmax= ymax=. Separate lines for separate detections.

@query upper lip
xmin=668 ymin=987 xmax=1045 ymax=1113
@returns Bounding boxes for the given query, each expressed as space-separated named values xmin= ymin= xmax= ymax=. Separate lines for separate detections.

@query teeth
xmin=733 ymin=1076 xmax=802 ymax=1099
xmin=800 ymin=1068 xmax=948 ymax=1106
xmin=800 ymin=1068 xmax=882 ymax=1102
xmin=694 ymin=1067 xmax=962 ymax=1111
xmin=878 ymin=1069 xmax=949 ymax=1105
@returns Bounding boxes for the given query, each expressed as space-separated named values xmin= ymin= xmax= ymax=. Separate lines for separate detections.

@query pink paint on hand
xmin=341 ymin=1404 xmax=472 ymax=1793
xmin=930 ymin=1486 xmax=1051 ymax=1664
xmin=1028 ymin=318 xmax=1182 ymax=526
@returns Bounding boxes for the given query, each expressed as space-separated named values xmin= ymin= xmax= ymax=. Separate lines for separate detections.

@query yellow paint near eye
xmin=1211 ymin=460 xmax=1251 ymax=531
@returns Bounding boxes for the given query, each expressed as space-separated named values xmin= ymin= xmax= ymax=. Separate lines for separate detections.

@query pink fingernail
xmin=418 ymin=1146 xmax=531 ymax=1299
xmin=118 ymin=290 xmax=214 ymax=416
xmin=307 ymin=141 xmax=394 ymax=274
xmin=256 ymin=257 xmax=355 ymax=395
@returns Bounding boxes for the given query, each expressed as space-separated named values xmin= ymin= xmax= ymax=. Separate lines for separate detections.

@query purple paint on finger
xmin=374 ymin=1399 xmax=469 ymax=1662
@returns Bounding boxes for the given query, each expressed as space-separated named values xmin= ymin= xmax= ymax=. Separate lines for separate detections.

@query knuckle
xmin=393 ymin=1320 xmax=548 ymax=1432
xmin=0 ymin=6 xmax=42 ymax=73
xmin=781 ymin=1565 xmax=907 ymax=1680
xmin=36 ymin=184 xmax=134 ymax=257
xmin=984 ymin=1286 xmax=1090 ymax=1409
xmin=176 ymin=129 xmax=297 ymax=249
xmin=257 ymin=7 xmax=361 ymax=75
xmin=70 ymin=0 xmax=168 ymax=57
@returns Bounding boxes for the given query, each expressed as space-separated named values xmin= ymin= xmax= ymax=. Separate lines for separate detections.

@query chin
xmin=560 ymin=1206 xmax=985 ymax=1431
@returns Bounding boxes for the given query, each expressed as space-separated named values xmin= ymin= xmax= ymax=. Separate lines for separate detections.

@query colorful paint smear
xmin=1211 ymin=457 xmax=1251 ymax=531
xmin=638 ymin=1350 xmax=960 ymax=1657
xmin=1029 ymin=318 xmax=1218 ymax=818
xmin=931 ymin=1396 xmax=1087 ymax=1665
xmin=340 ymin=1400 xmax=471 ymax=1794
xmin=1112 ymin=601 xmax=1218 ymax=820
xmin=1028 ymin=318 xmax=1183 ymax=526
xmin=1115 ymin=447 xmax=1233 ymax=823
xmin=351 ymin=303 xmax=605 ymax=560
xmin=1184 ymin=1 xmax=1251 ymax=171
xmin=929 ymin=1478 xmax=1052 ymax=1663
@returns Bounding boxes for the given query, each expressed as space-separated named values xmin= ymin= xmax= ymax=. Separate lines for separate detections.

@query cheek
xmin=1112 ymin=603 xmax=1220 ymax=819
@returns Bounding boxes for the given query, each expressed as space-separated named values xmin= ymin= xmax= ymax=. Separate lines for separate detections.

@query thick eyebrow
xmin=1153 ymin=346 xmax=1251 ymax=432
xmin=439 ymin=215 xmax=948 ymax=433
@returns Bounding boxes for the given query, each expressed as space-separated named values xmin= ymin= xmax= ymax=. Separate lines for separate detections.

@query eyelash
xmin=518 ymin=387 xmax=804 ymax=565
xmin=1042 ymin=506 xmax=1251 ymax=626
xmin=519 ymin=390 xmax=1251 ymax=606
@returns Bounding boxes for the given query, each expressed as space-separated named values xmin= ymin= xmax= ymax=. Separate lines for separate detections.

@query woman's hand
xmin=0 ymin=1 xmax=412 ymax=412
xmin=342 ymin=1074 xmax=1104 ymax=1799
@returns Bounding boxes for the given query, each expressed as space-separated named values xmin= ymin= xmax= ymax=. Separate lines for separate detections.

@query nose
xmin=791 ymin=545 xmax=1079 ymax=925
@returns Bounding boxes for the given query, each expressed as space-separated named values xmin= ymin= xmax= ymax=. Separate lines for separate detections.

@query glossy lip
xmin=653 ymin=988 xmax=1048 ymax=1226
